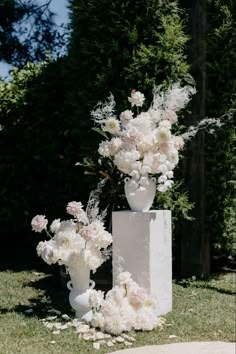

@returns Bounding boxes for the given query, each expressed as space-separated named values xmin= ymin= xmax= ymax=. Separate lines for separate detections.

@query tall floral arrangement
xmin=31 ymin=184 xmax=113 ymax=272
xmin=92 ymin=84 xmax=196 ymax=193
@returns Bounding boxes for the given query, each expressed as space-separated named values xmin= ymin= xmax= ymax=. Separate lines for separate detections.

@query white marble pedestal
xmin=112 ymin=210 xmax=172 ymax=315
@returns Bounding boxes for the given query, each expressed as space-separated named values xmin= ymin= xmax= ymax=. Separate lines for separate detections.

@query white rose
xmin=104 ymin=117 xmax=120 ymax=135
xmin=128 ymin=90 xmax=145 ymax=107
xmin=66 ymin=201 xmax=88 ymax=224
xmin=155 ymin=127 xmax=171 ymax=143
xmin=117 ymin=271 xmax=132 ymax=286
xmin=161 ymin=110 xmax=178 ymax=123
xmin=98 ymin=141 xmax=112 ymax=157
xmin=36 ymin=240 xmax=59 ymax=265
xmin=31 ymin=215 xmax=48 ymax=233
xmin=120 ymin=110 xmax=133 ymax=125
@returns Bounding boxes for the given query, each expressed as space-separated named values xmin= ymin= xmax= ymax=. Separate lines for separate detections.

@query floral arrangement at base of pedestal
xmin=37 ymin=271 xmax=165 ymax=350
xmin=88 ymin=271 xmax=161 ymax=335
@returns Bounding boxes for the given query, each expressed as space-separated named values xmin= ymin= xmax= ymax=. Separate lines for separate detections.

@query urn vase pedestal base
xmin=112 ymin=210 xmax=172 ymax=316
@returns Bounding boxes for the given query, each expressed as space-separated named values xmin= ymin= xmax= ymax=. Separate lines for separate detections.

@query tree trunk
xmin=181 ymin=0 xmax=210 ymax=278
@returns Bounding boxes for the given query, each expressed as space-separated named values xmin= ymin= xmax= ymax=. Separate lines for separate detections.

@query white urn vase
xmin=124 ymin=176 xmax=156 ymax=212
xmin=67 ymin=261 xmax=95 ymax=319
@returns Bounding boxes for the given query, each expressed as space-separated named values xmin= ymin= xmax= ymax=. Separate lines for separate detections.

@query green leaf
xmin=92 ymin=127 xmax=108 ymax=139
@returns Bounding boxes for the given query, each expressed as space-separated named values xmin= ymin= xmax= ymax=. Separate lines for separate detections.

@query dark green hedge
xmin=206 ymin=0 xmax=236 ymax=256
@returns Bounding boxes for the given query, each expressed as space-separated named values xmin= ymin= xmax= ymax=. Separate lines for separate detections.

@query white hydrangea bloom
xmin=120 ymin=110 xmax=133 ymax=126
xmin=117 ymin=271 xmax=132 ymax=286
xmin=66 ymin=202 xmax=89 ymax=224
xmin=104 ymin=316 xmax=125 ymax=335
xmin=161 ymin=110 xmax=178 ymax=124
xmin=109 ymin=137 xmax=123 ymax=155
xmin=89 ymin=289 xmax=104 ymax=310
xmin=155 ymin=127 xmax=171 ymax=143
xmin=50 ymin=219 xmax=61 ymax=233
xmin=137 ymin=134 xmax=155 ymax=156
xmin=128 ymin=90 xmax=145 ymax=107
xmin=149 ymin=108 xmax=161 ymax=123
xmin=114 ymin=150 xmax=140 ymax=175
xmin=98 ymin=141 xmax=112 ymax=157
xmin=36 ymin=240 xmax=59 ymax=265
xmin=83 ymin=244 xmax=103 ymax=272
xmin=159 ymin=119 xmax=172 ymax=129
xmin=91 ymin=312 xmax=105 ymax=330
xmin=127 ymin=112 xmax=153 ymax=135
xmin=172 ymin=135 xmax=184 ymax=150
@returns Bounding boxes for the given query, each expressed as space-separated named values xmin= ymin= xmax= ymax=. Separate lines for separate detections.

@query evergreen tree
xmin=68 ymin=0 xmax=191 ymax=106
xmin=206 ymin=0 xmax=236 ymax=256
xmin=67 ymin=0 xmax=192 ymax=178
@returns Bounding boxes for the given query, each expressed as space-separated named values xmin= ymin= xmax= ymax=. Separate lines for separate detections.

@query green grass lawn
xmin=0 ymin=269 xmax=235 ymax=354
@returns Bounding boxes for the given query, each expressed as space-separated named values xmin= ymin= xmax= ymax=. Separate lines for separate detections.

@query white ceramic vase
xmin=67 ymin=260 xmax=95 ymax=319
xmin=124 ymin=176 xmax=156 ymax=212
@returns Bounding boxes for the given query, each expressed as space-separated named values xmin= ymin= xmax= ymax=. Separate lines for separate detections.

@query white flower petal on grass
xmin=107 ymin=341 xmax=114 ymax=347
xmin=24 ymin=308 xmax=34 ymax=314
xmin=124 ymin=341 xmax=133 ymax=346
xmin=47 ymin=308 xmax=61 ymax=315
xmin=116 ymin=336 xmax=125 ymax=343
xmin=93 ymin=342 xmax=101 ymax=350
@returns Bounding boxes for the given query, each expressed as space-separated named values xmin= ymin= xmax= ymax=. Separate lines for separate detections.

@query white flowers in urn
xmin=91 ymin=83 xmax=196 ymax=211
xmin=31 ymin=200 xmax=112 ymax=272
xmin=31 ymin=184 xmax=113 ymax=319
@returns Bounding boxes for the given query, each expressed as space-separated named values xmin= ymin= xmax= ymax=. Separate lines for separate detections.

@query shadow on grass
xmin=0 ymin=267 xmax=112 ymax=320
xmin=175 ymin=273 xmax=236 ymax=296
xmin=192 ymin=282 xmax=236 ymax=296
xmin=0 ymin=273 xmax=72 ymax=319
